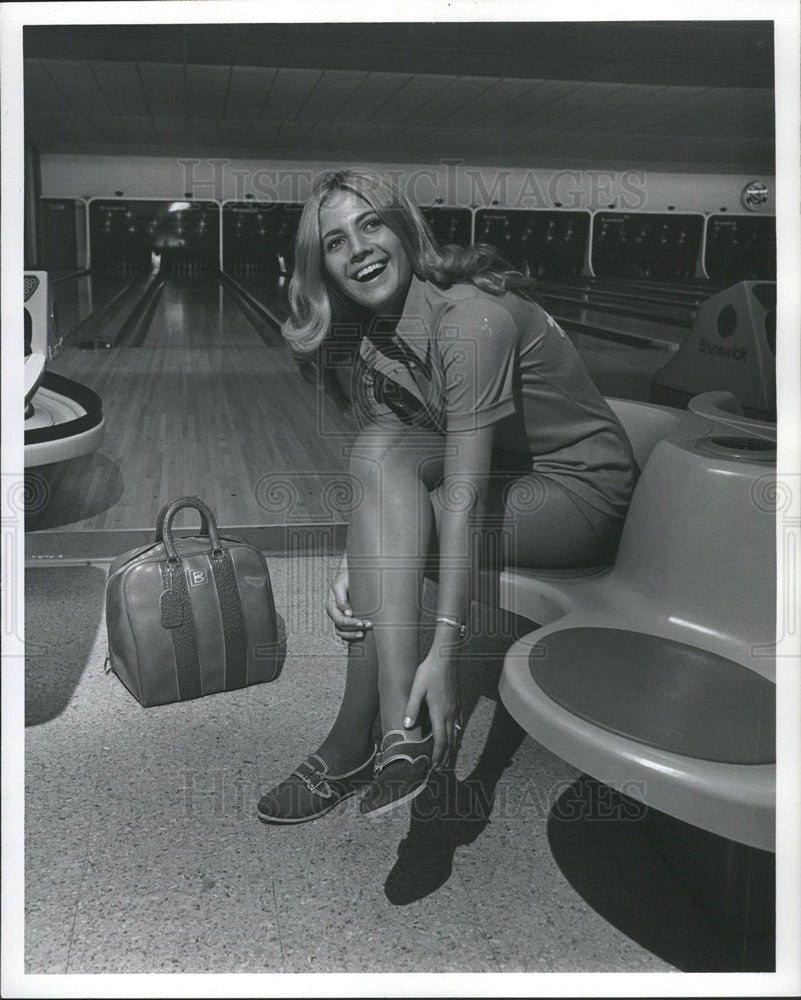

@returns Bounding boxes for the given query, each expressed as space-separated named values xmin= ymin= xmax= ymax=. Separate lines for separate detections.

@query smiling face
xmin=319 ymin=189 xmax=412 ymax=315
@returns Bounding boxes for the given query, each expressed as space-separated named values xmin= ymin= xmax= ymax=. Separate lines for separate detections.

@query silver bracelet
xmin=435 ymin=615 xmax=467 ymax=639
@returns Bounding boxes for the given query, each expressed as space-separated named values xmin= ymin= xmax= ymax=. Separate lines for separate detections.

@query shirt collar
xmin=393 ymin=275 xmax=432 ymax=364
xmin=357 ymin=275 xmax=433 ymax=368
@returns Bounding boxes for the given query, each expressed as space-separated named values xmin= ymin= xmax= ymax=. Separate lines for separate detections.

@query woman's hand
xmin=403 ymin=651 xmax=461 ymax=770
xmin=325 ymin=554 xmax=372 ymax=642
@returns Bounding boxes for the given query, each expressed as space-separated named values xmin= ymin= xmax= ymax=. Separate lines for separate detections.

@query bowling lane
xmin=533 ymin=276 xmax=716 ymax=314
xmin=224 ymin=271 xmax=290 ymax=327
xmin=29 ymin=259 xmax=693 ymax=540
xmin=28 ymin=270 xmax=358 ymax=537
xmin=139 ymin=273 xmax=275 ymax=349
xmin=53 ymin=269 xmax=142 ymax=340
xmin=566 ymin=333 xmax=675 ymax=402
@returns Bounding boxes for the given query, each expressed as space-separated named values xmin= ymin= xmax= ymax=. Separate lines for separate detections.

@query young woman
xmin=256 ymin=169 xmax=638 ymax=824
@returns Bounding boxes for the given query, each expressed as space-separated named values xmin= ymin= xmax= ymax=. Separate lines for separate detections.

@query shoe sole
xmin=361 ymin=769 xmax=432 ymax=819
xmin=256 ymin=786 xmax=366 ymax=825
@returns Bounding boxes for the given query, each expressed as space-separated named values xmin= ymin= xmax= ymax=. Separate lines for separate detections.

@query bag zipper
xmin=104 ymin=535 xmax=240 ymax=587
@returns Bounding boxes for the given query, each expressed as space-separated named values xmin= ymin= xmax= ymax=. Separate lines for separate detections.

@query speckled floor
xmin=22 ymin=555 xmax=774 ymax=977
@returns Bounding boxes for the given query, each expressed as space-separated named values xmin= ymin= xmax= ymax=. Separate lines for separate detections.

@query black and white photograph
xmin=2 ymin=0 xmax=800 ymax=996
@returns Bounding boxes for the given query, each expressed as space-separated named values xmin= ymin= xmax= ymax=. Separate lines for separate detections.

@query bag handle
xmin=157 ymin=496 xmax=223 ymax=562
xmin=155 ymin=495 xmax=212 ymax=543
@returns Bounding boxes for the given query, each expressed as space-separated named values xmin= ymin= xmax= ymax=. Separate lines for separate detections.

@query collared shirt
xmin=355 ymin=275 xmax=638 ymax=519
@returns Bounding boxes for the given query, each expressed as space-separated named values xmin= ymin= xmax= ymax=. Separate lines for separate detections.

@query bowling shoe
xmin=256 ymin=745 xmax=378 ymax=824
xmin=359 ymin=730 xmax=435 ymax=818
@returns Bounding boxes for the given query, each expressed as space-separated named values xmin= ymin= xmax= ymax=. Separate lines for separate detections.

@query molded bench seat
xmin=529 ymin=627 xmax=775 ymax=766
xmin=497 ymin=398 xmax=776 ymax=850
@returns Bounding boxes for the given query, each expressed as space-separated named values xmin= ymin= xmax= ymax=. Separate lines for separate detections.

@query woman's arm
xmin=403 ymin=422 xmax=496 ymax=767
xmin=432 ymin=423 xmax=496 ymax=651
xmin=325 ymin=550 xmax=373 ymax=642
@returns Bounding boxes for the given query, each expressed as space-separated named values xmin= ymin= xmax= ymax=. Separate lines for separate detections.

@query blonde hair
xmin=282 ymin=168 xmax=534 ymax=357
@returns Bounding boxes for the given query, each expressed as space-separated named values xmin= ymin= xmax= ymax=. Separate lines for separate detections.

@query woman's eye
xmin=326 ymin=236 xmax=343 ymax=252
xmin=364 ymin=216 xmax=381 ymax=231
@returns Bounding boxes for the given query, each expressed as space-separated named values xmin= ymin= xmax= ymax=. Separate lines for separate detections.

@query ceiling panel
xmin=214 ymin=121 xmax=256 ymax=144
xmin=633 ymin=85 xmax=749 ymax=126
xmin=24 ymin=60 xmax=68 ymax=110
xmin=83 ymin=115 xmax=129 ymax=142
xmin=503 ymin=80 xmax=619 ymax=128
xmin=463 ymin=78 xmax=546 ymax=128
xmin=185 ymin=118 xmax=226 ymax=142
xmin=302 ymin=122 xmax=351 ymax=146
xmin=23 ymin=22 xmax=774 ymax=84
xmin=612 ymin=89 xmax=767 ymax=137
xmin=22 ymin=22 xmax=774 ymax=172
xmin=258 ymin=67 xmax=323 ymax=121
xmin=92 ymin=62 xmax=150 ymax=116
xmin=140 ymin=64 xmax=186 ymax=119
xmin=334 ymin=71 xmax=414 ymax=125
xmin=432 ymin=79 xmax=505 ymax=128
xmin=152 ymin=117 xmax=187 ymax=141
xmin=185 ymin=65 xmax=232 ymax=119
xmin=364 ymin=73 xmax=459 ymax=126
xmin=115 ymin=116 xmax=157 ymax=141
xmin=417 ymin=76 xmax=502 ymax=127
xmin=39 ymin=58 xmax=110 ymax=114
xmin=275 ymin=121 xmax=315 ymax=143
xmin=225 ymin=66 xmax=278 ymax=119
xmin=247 ymin=120 xmax=283 ymax=142
xmin=564 ymin=84 xmax=678 ymax=132
xmin=298 ymin=70 xmax=370 ymax=123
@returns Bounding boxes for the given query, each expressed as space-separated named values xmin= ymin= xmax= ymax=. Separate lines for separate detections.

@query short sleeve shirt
xmin=356 ymin=276 xmax=638 ymax=519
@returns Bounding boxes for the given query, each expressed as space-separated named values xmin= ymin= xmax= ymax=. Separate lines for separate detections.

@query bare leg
xmin=314 ymin=441 xmax=614 ymax=772
xmin=315 ymin=635 xmax=380 ymax=773
xmin=346 ymin=423 xmax=446 ymax=738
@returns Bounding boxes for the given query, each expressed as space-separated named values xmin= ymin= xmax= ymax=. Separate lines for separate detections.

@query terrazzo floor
xmin=20 ymin=553 xmax=775 ymax=984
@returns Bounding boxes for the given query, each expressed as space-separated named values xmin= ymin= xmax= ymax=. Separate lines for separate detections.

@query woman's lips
xmin=353 ymin=260 xmax=388 ymax=282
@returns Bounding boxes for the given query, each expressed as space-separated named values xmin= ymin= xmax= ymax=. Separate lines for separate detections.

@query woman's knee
xmin=348 ymin=428 xmax=444 ymax=493
xmin=348 ymin=431 xmax=408 ymax=502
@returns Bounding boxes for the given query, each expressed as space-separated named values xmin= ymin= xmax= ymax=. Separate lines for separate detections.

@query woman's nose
xmin=349 ymin=232 xmax=372 ymax=261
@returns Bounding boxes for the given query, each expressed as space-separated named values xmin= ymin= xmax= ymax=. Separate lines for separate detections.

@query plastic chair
xmin=481 ymin=398 xmax=715 ymax=616
xmin=497 ymin=398 xmax=776 ymax=850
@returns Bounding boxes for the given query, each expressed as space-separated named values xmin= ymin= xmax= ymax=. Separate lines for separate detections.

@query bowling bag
xmin=104 ymin=496 xmax=280 ymax=707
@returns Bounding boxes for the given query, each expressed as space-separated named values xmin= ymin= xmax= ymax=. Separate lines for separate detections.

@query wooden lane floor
xmin=566 ymin=332 xmax=675 ymax=402
xmin=26 ymin=276 xmax=358 ymax=554
xmin=53 ymin=271 xmax=135 ymax=340
xmin=25 ymin=273 xmax=666 ymax=557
